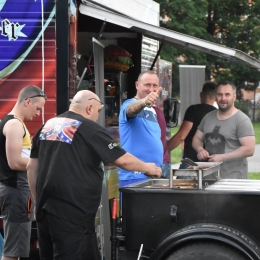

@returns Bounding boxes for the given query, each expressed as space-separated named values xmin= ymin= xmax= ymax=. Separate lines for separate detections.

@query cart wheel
xmin=165 ymin=240 xmax=248 ymax=260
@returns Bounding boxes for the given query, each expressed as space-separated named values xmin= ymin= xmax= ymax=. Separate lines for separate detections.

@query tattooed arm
xmin=126 ymin=98 xmax=146 ymax=118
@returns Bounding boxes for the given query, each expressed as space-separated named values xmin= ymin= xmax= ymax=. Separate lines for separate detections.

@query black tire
xmin=165 ymin=240 xmax=249 ymax=260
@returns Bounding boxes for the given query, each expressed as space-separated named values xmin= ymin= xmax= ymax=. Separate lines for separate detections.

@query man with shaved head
xmin=27 ymin=90 xmax=161 ymax=259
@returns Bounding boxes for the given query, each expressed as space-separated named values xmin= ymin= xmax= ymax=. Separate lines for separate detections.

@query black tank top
xmin=0 ymin=115 xmax=29 ymax=188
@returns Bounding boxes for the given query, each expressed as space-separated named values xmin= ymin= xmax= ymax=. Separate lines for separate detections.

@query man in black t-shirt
xmin=27 ymin=90 xmax=161 ymax=260
xmin=167 ymin=81 xmax=217 ymax=168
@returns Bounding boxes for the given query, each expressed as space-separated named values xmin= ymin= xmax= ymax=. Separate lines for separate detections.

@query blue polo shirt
xmin=118 ymin=98 xmax=163 ymax=181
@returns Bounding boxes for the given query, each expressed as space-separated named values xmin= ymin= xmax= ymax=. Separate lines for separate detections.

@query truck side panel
xmin=0 ymin=0 xmax=56 ymax=135
xmin=122 ymin=190 xmax=208 ymax=250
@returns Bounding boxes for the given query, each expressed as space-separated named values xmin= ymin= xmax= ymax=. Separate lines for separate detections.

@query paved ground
xmin=172 ymin=144 xmax=260 ymax=172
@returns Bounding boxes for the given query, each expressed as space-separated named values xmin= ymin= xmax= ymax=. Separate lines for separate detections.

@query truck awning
xmin=79 ymin=2 xmax=260 ymax=69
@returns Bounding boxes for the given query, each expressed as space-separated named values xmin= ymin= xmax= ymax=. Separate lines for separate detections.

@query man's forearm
xmin=27 ymin=171 xmax=37 ymax=202
xmin=168 ymin=134 xmax=183 ymax=151
xmin=113 ymin=152 xmax=161 ymax=177
xmin=192 ymin=137 xmax=204 ymax=153
xmin=168 ymin=121 xmax=193 ymax=151
xmin=126 ymin=99 xmax=145 ymax=118
xmin=114 ymin=152 xmax=148 ymax=172
xmin=27 ymin=159 xmax=38 ymax=202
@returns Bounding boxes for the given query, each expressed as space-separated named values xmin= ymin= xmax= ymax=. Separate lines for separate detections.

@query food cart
xmin=119 ymin=164 xmax=260 ymax=259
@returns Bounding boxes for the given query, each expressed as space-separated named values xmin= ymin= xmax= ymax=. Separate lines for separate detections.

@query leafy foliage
xmin=154 ymin=0 xmax=260 ymax=97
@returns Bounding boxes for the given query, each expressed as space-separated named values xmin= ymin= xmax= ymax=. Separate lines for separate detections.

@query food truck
xmin=1 ymin=1 xmax=260 ymax=259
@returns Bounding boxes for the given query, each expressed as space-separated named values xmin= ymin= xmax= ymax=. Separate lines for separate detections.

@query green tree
xmin=155 ymin=0 xmax=211 ymax=96
xmin=208 ymin=0 xmax=260 ymax=99
xmin=154 ymin=0 xmax=260 ymax=98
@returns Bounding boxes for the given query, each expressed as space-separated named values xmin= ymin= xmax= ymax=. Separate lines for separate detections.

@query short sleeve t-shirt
xmin=31 ymin=111 xmax=126 ymax=228
xmin=183 ymin=103 xmax=216 ymax=161
xmin=118 ymin=98 xmax=163 ymax=181
xmin=198 ymin=110 xmax=255 ymax=178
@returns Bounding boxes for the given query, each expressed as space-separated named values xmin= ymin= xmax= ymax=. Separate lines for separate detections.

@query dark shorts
xmin=0 ymin=183 xmax=33 ymax=257
xmin=37 ymin=211 xmax=94 ymax=260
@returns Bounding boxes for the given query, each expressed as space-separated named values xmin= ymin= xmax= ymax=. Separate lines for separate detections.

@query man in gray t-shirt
xmin=192 ymin=81 xmax=255 ymax=179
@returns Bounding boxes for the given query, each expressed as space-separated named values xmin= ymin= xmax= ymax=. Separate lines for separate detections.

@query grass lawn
xmin=170 ymin=122 xmax=260 ymax=177
xmin=169 ymin=126 xmax=183 ymax=164
xmin=253 ymin=122 xmax=260 ymax=144
xmin=249 ymin=173 xmax=260 ymax=180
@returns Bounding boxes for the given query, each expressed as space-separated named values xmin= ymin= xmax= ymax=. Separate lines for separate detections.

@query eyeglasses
xmin=25 ymin=91 xmax=47 ymax=100
xmin=88 ymin=98 xmax=104 ymax=109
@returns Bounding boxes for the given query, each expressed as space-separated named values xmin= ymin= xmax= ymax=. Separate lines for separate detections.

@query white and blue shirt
xmin=118 ymin=98 xmax=163 ymax=181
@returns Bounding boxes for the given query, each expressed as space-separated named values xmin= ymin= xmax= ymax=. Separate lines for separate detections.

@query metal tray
xmin=124 ymin=179 xmax=169 ymax=187
xmin=170 ymin=162 xmax=223 ymax=189
xmin=123 ymin=162 xmax=223 ymax=190
xmin=123 ymin=179 xmax=198 ymax=189
xmin=172 ymin=162 xmax=222 ymax=177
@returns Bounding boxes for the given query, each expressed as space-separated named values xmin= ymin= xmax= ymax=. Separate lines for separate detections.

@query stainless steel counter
xmin=170 ymin=162 xmax=222 ymax=189
xmin=205 ymin=179 xmax=260 ymax=191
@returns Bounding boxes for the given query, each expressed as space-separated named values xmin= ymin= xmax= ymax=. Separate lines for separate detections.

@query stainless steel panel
xmin=124 ymin=179 xmax=169 ymax=188
xmin=171 ymin=162 xmax=222 ymax=189
xmin=206 ymin=186 xmax=260 ymax=191
xmin=173 ymin=162 xmax=222 ymax=177
xmin=205 ymin=179 xmax=260 ymax=192
xmin=217 ymin=179 xmax=260 ymax=184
